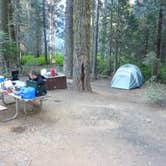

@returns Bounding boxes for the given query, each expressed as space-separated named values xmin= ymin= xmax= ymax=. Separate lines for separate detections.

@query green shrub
xmin=145 ymin=82 xmax=166 ymax=105
xmin=22 ymin=53 xmax=64 ymax=66
xmin=54 ymin=55 xmax=64 ymax=66
xmin=35 ymin=56 xmax=45 ymax=65
xmin=139 ymin=64 xmax=151 ymax=81
xmin=158 ymin=64 xmax=166 ymax=83
xmin=138 ymin=63 xmax=166 ymax=83
xmin=96 ymin=56 xmax=110 ymax=75
xmin=120 ymin=55 xmax=132 ymax=65
xmin=21 ymin=55 xmax=34 ymax=65
xmin=21 ymin=55 xmax=46 ymax=65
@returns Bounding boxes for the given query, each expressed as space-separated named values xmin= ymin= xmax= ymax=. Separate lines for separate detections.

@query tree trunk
xmin=35 ymin=28 xmax=42 ymax=57
xmin=1 ymin=0 xmax=9 ymax=34
xmin=91 ymin=0 xmax=100 ymax=79
xmin=8 ymin=1 xmax=16 ymax=41
xmin=91 ymin=0 xmax=95 ymax=70
xmin=63 ymin=0 xmax=73 ymax=78
xmin=153 ymin=0 xmax=163 ymax=76
xmin=48 ymin=0 xmax=55 ymax=64
xmin=114 ymin=1 xmax=120 ymax=73
xmin=108 ymin=0 xmax=113 ymax=74
xmin=42 ymin=0 xmax=48 ymax=64
xmin=101 ymin=0 xmax=107 ymax=59
xmin=144 ymin=28 xmax=149 ymax=55
xmin=0 ymin=0 xmax=10 ymax=72
xmin=15 ymin=0 xmax=21 ymax=66
xmin=35 ymin=3 xmax=42 ymax=57
xmin=73 ymin=0 xmax=92 ymax=91
xmin=114 ymin=39 xmax=119 ymax=72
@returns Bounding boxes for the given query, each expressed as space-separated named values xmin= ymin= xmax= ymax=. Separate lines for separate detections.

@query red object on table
xmin=50 ymin=68 xmax=55 ymax=76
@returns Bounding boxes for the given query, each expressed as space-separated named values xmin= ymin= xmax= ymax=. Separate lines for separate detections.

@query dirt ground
xmin=0 ymin=79 xmax=166 ymax=166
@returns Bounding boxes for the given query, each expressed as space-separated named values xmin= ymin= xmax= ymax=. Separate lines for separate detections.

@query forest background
xmin=0 ymin=0 xmax=165 ymax=86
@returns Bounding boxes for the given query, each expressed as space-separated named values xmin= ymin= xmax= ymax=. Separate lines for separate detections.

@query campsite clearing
xmin=0 ymin=79 xmax=166 ymax=166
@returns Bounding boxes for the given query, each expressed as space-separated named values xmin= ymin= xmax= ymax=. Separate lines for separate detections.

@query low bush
xmin=145 ymin=82 xmax=166 ymax=105
xmin=21 ymin=55 xmax=35 ymax=65
xmin=21 ymin=55 xmax=46 ymax=65
xmin=158 ymin=64 xmax=166 ymax=83
xmin=54 ymin=54 xmax=64 ymax=66
xmin=35 ymin=56 xmax=45 ymax=65
xmin=138 ymin=64 xmax=151 ymax=81
xmin=96 ymin=55 xmax=110 ymax=75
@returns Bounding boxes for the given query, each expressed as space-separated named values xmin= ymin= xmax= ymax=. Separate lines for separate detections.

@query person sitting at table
xmin=28 ymin=70 xmax=47 ymax=96
xmin=27 ymin=70 xmax=47 ymax=109
xmin=28 ymin=70 xmax=45 ymax=85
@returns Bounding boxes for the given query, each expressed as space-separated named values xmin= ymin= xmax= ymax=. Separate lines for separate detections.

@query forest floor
xmin=0 ymin=79 xmax=166 ymax=166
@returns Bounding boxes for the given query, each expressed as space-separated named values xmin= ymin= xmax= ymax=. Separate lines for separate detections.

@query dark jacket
xmin=28 ymin=75 xmax=47 ymax=96
xmin=29 ymin=75 xmax=45 ymax=86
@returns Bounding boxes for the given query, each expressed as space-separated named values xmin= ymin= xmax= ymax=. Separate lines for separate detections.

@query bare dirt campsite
xmin=0 ymin=79 xmax=166 ymax=166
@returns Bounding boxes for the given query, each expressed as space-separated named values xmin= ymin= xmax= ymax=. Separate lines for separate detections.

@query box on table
xmin=44 ymin=75 xmax=67 ymax=90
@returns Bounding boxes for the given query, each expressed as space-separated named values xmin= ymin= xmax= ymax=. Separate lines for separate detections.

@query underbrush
xmin=145 ymin=81 xmax=166 ymax=107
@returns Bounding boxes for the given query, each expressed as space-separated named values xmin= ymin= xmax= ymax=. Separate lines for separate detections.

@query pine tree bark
xmin=108 ymin=0 xmax=113 ymax=74
xmin=42 ymin=0 xmax=48 ymax=64
xmin=35 ymin=29 xmax=42 ymax=57
xmin=144 ymin=28 xmax=149 ymax=55
xmin=1 ymin=0 xmax=9 ymax=33
xmin=35 ymin=3 xmax=42 ymax=57
xmin=101 ymin=0 xmax=107 ymax=59
xmin=0 ymin=0 xmax=10 ymax=71
xmin=8 ymin=1 xmax=16 ymax=41
xmin=91 ymin=0 xmax=95 ymax=66
xmin=91 ymin=0 xmax=100 ymax=79
xmin=63 ymin=0 xmax=73 ymax=78
xmin=153 ymin=0 xmax=163 ymax=76
xmin=15 ymin=0 xmax=21 ymax=66
xmin=114 ymin=1 xmax=120 ymax=73
xmin=73 ymin=0 xmax=92 ymax=91
xmin=48 ymin=0 xmax=55 ymax=64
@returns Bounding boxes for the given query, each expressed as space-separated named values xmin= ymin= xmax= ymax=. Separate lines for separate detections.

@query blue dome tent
xmin=111 ymin=64 xmax=144 ymax=90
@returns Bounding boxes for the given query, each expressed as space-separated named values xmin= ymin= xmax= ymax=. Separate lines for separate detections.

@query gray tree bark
xmin=43 ymin=0 xmax=48 ymax=63
xmin=0 ymin=0 xmax=9 ymax=34
xmin=114 ymin=0 xmax=120 ymax=73
xmin=48 ymin=0 xmax=56 ymax=63
xmin=0 ymin=0 xmax=10 ymax=72
xmin=153 ymin=0 xmax=163 ymax=76
xmin=91 ymin=0 xmax=100 ymax=79
xmin=34 ymin=0 xmax=43 ymax=57
xmin=91 ymin=0 xmax=95 ymax=67
xmin=108 ymin=0 xmax=113 ymax=74
xmin=73 ymin=0 xmax=92 ymax=91
xmin=15 ymin=0 xmax=21 ymax=65
xmin=63 ymin=0 xmax=73 ymax=78
xmin=101 ymin=0 xmax=108 ymax=59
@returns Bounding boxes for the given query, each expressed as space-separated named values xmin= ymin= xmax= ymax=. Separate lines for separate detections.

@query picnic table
xmin=0 ymin=81 xmax=46 ymax=122
xmin=0 ymin=105 xmax=7 ymax=111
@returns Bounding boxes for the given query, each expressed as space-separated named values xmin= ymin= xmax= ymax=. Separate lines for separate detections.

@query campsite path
xmin=0 ymin=79 xmax=166 ymax=166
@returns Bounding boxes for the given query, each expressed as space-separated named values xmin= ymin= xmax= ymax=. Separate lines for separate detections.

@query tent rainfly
xmin=111 ymin=64 xmax=144 ymax=90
